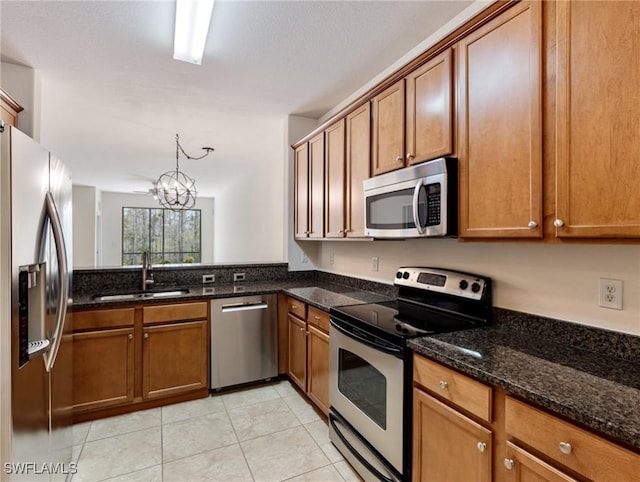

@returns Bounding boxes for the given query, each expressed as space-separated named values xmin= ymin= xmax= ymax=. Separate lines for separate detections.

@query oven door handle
xmin=329 ymin=413 xmax=399 ymax=482
xmin=330 ymin=319 xmax=402 ymax=356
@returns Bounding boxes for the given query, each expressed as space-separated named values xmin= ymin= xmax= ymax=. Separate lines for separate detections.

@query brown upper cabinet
xmin=457 ymin=1 xmax=543 ymax=238
xmin=324 ymin=103 xmax=372 ymax=239
xmin=294 ymin=133 xmax=325 ymax=239
xmin=345 ymin=103 xmax=371 ymax=238
xmin=0 ymin=88 xmax=23 ymax=128
xmin=553 ymin=0 xmax=640 ymax=238
xmin=324 ymin=119 xmax=346 ymax=238
xmin=405 ymin=49 xmax=454 ymax=166
xmin=372 ymin=49 xmax=454 ymax=176
xmin=293 ymin=143 xmax=309 ymax=239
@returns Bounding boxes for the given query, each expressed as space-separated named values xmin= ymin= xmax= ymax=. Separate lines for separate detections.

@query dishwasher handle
xmin=220 ymin=301 xmax=269 ymax=313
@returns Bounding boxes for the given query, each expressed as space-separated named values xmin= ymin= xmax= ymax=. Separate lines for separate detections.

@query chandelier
xmin=155 ymin=134 xmax=213 ymax=210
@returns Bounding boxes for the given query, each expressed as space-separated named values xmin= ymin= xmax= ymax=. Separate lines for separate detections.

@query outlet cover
xmin=329 ymin=253 xmax=335 ymax=265
xmin=372 ymin=257 xmax=379 ymax=272
xmin=599 ymin=278 xmax=623 ymax=310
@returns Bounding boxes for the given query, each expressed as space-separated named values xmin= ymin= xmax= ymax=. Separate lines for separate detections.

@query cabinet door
xmin=307 ymin=325 xmax=329 ymax=416
xmin=287 ymin=314 xmax=307 ymax=391
xmin=308 ymin=132 xmax=325 ymax=238
xmin=143 ymin=320 xmax=208 ymax=399
xmin=72 ymin=328 xmax=134 ymax=412
xmin=457 ymin=1 xmax=542 ymax=238
xmin=345 ymin=103 xmax=371 ymax=238
xmin=555 ymin=1 xmax=640 ymax=237
xmin=324 ymin=120 xmax=346 ymax=238
xmin=413 ymin=388 xmax=492 ymax=482
xmin=294 ymin=144 xmax=309 ymax=238
xmin=406 ymin=49 xmax=453 ymax=165
xmin=504 ymin=442 xmax=578 ymax=482
xmin=372 ymin=80 xmax=405 ymax=175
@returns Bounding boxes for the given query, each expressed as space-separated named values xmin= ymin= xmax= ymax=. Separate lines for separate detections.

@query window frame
xmin=121 ymin=206 xmax=202 ymax=265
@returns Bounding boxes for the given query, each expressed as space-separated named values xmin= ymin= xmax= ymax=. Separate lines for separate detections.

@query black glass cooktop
xmin=330 ymin=300 xmax=483 ymax=344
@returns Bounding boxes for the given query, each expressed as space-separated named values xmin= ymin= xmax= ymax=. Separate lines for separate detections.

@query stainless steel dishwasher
xmin=210 ymin=295 xmax=278 ymax=390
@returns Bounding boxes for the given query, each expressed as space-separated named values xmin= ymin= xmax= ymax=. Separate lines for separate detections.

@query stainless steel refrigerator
xmin=1 ymin=125 xmax=73 ymax=480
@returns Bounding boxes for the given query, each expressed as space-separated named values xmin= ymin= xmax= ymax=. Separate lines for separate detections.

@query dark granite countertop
xmin=408 ymin=326 xmax=640 ymax=450
xmin=72 ymin=280 xmax=393 ymax=312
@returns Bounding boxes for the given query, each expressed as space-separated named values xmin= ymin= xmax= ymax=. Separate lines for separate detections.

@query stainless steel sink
xmin=93 ymin=289 xmax=190 ymax=302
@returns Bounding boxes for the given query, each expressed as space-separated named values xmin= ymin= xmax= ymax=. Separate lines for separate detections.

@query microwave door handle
xmin=412 ymin=179 xmax=426 ymax=235
xmin=41 ymin=192 xmax=69 ymax=373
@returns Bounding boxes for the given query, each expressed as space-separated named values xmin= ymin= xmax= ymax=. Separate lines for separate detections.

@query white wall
xmin=0 ymin=62 xmax=40 ymax=141
xmin=100 ymin=192 xmax=214 ymax=267
xmin=213 ymin=117 xmax=287 ymax=263
xmin=72 ymin=185 xmax=98 ymax=268
xmin=309 ymin=240 xmax=640 ymax=335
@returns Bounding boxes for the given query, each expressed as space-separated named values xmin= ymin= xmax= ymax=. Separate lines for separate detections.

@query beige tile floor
xmin=71 ymin=380 xmax=362 ymax=482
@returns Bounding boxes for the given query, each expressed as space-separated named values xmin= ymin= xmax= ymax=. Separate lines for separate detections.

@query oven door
xmin=329 ymin=318 xmax=404 ymax=474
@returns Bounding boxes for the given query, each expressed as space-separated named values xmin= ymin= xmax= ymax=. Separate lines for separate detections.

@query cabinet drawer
xmin=505 ymin=397 xmax=639 ymax=481
xmin=287 ymin=297 xmax=307 ymax=319
xmin=142 ymin=302 xmax=208 ymax=324
xmin=74 ymin=308 xmax=135 ymax=331
xmin=307 ymin=306 xmax=329 ymax=333
xmin=413 ymin=354 xmax=492 ymax=422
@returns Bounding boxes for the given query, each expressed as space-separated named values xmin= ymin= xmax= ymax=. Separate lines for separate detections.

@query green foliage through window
xmin=122 ymin=207 xmax=201 ymax=265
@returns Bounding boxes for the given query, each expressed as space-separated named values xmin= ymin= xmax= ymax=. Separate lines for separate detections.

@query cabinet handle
xmin=314 ymin=315 xmax=321 ymax=320
xmin=503 ymin=458 xmax=514 ymax=470
xmin=554 ymin=219 xmax=565 ymax=228
xmin=406 ymin=153 xmax=415 ymax=160
xmin=291 ymin=304 xmax=297 ymax=309
xmin=128 ymin=334 xmax=133 ymax=340
xmin=559 ymin=442 xmax=572 ymax=455
xmin=395 ymin=156 xmax=403 ymax=162
xmin=439 ymin=380 xmax=448 ymax=390
xmin=144 ymin=333 xmax=149 ymax=339
xmin=299 ymin=327 xmax=304 ymax=332
xmin=528 ymin=221 xmax=538 ymax=229
xmin=476 ymin=442 xmax=487 ymax=453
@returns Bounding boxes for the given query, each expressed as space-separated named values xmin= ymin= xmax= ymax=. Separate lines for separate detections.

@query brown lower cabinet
xmin=73 ymin=327 xmax=135 ymax=412
xmin=72 ymin=300 xmax=209 ymax=420
xmin=284 ymin=296 xmax=330 ymax=416
xmin=413 ymin=353 xmax=640 ymax=482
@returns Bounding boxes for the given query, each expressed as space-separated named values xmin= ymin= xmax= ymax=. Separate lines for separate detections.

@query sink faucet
xmin=141 ymin=250 xmax=154 ymax=291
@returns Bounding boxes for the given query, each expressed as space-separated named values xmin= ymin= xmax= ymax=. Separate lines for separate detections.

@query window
xmin=122 ymin=207 xmax=201 ymax=265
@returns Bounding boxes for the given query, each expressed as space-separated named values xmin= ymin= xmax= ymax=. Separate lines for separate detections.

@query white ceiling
xmin=0 ymin=0 xmax=473 ymax=197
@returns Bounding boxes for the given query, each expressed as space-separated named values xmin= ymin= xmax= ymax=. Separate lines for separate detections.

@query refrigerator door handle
xmin=41 ymin=192 xmax=69 ymax=373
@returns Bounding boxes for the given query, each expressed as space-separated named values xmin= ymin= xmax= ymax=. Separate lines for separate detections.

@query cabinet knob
xmin=476 ymin=442 xmax=487 ymax=453
xmin=128 ymin=334 xmax=133 ymax=340
xmin=144 ymin=333 xmax=149 ymax=339
xmin=554 ymin=219 xmax=565 ymax=228
xmin=406 ymin=153 xmax=415 ymax=160
xmin=395 ymin=156 xmax=403 ymax=162
xmin=559 ymin=441 xmax=572 ymax=455
xmin=299 ymin=327 xmax=304 ymax=332
xmin=528 ymin=221 xmax=538 ymax=229
xmin=314 ymin=315 xmax=320 ymax=320
xmin=503 ymin=458 xmax=514 ymax=470
xmin=439 ymin=380 xmax=448 ymax=390
xmin=291 ymin=304 xmax=297 ymax=309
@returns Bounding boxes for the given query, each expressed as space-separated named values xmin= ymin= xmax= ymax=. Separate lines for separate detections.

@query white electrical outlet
xmin=599 ymin=278 xmax=623 ymax=310
xmin=329 ymin=253 xmax=335 ymax=265
xmin=301 ymin=251 xmax=308 ymax=263
xmin=372 ymin=256 xmax=379 ymax=272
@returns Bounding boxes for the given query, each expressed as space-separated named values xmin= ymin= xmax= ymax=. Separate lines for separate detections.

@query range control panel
xmin=394 ymin=267 xmax=488 ymax=300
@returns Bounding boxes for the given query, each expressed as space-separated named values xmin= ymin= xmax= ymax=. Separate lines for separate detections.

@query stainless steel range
xmin=328 ymin=267 xmax=492 ymax=481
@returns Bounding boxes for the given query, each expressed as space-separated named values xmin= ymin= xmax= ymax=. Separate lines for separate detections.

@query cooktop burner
xmin=330 ymin=267 xmax=492 ymax=345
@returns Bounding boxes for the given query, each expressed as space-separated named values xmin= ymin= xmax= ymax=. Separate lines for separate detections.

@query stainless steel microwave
xmin=363 ymin=157 xmax=457 ymax=238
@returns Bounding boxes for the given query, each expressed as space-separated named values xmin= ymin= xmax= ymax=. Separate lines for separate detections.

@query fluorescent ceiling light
xmin=173 ymin=0 xmax=215 ymax=65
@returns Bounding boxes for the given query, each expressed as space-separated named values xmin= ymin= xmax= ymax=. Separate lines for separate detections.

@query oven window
xmin=338 ymin=348 xmax=387 ymax=429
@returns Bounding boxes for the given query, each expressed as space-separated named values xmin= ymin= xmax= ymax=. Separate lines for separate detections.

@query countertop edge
xmin=408 ymin=337 xmax=640 ymax=452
